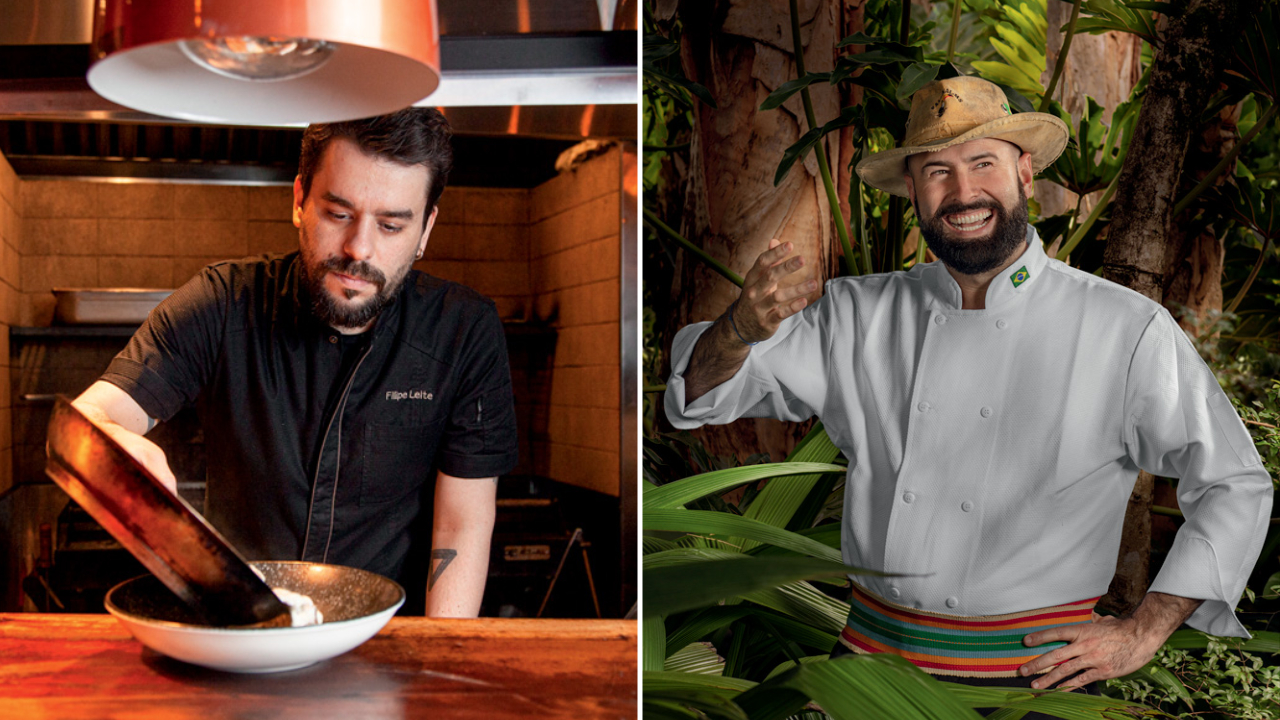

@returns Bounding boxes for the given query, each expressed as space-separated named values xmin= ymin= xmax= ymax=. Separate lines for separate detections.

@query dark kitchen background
xmin=0 ymin=0 xmax=638 ymax=619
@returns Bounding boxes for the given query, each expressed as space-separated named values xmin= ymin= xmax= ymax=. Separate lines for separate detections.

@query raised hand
xmin=730 ymin=240 xmax=819 ymax=344
xmin=683 ymin=240 xmax=817 ymax=403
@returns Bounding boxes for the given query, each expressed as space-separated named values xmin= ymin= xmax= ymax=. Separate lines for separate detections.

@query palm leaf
xmin=643 ymin=555 xmax=865 ymax=618
xmin=742 ymin=580 xmax=851 ymax=634
xmin=735 ymin=654 xmax=984 ymax=720
xmin=1164 ymin=628 xmax=1280 ymax=653
xmin=666 ymin=642 xmax=726 ymax=675
xmin=738 ymin=424 xmax=842 ymax=551
xmin=643 ymin=669 xmax=757 ymax=696
xmin=644 ymin=614 xmax=668 ymax=672
xmin=945 ymin=685 xmax=1152 ymax=720
xmin=645 ymin=509 xmax=842 ymax=562
xmin=644 ymin=462 xmax=847 ymax=510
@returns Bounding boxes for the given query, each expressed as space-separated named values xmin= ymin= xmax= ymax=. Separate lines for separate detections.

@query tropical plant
xmin=1106 ymin=632 xmax=1280 ymax=719
xmin=642 ymin=431 xmax=1156 ymax=719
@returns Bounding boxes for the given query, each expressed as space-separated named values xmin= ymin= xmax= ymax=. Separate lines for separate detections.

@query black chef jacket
xmin=101 ymin=252 xmax=519 ymax=595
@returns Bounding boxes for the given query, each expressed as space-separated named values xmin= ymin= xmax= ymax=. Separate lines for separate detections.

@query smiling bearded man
xmin=663 ymin=75 xmax=1271 ymax=719
xmin=915 ymin=169 xmax=1028 ymax=276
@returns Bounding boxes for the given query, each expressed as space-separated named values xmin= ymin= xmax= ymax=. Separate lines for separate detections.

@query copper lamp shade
xmin=87 ymin=0 xmax=441 ymax=126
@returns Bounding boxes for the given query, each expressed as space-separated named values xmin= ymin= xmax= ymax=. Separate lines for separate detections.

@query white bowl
xmin=105 ymin=561 xmax=405 ymax=673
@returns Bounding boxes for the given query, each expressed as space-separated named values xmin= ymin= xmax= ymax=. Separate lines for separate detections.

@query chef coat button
xmin=328 ymin=336 xmax=338 ymax=344
xmin=996 ymin=319 xmax=1008 ymax=329
xmin=980 ymin=406 xmax=993 ymax=418
xmin=946 ymin=597 xmax=959 ymax=608
xmin=889 ymin=587 xmax=901 ymax=599
xmin=934 ymin=315 xmax=947 ymax=325
xmin=961 ymin=501 xmax=974 ymax=512
xmin=902 ymin=492 xmax=916 ymax=504
xmin=918 ymin=401 xmax=930 ymax=412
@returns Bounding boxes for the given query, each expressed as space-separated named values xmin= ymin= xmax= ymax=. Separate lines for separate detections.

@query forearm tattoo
xmin=429 ymin=548 xmax=457 ymax=591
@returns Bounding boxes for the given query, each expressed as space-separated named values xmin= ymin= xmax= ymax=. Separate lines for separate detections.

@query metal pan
xmin=45 ymin=396 xmax=290 ymax=627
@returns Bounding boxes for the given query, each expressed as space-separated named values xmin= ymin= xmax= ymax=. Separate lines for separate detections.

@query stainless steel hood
xmin=0 ymin=0 xmax=637 ymax=184
xmin=0 ymin=0 xmax=637 ymax=120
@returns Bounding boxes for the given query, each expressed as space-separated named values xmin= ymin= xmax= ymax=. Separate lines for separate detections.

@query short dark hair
xmin=298 ymin=107 xmax=454 ymax=217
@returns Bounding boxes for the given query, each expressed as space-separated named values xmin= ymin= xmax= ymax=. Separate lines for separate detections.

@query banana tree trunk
xmin=662 ymin=0 xmax=847 ymax=461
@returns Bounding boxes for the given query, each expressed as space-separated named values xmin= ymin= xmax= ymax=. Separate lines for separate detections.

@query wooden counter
xmin=0 ymin=614 xmax=637 ymax=719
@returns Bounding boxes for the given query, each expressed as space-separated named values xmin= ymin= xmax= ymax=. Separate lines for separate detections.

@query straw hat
xmin=854 ymin=76 xmax=1069 ymax=197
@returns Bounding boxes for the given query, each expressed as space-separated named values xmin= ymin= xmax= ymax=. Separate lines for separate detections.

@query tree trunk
xmin=1161 ymin=101 xmax=1242 ymax=336
xmin=1097 ymin=0 xmax=1254 ymax=615
xmin=661 ymin=0 xmax=850 ymax=461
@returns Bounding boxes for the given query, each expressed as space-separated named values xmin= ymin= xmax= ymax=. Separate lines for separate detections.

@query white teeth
xmin=946 ymin=210 xmax=992 ymax=228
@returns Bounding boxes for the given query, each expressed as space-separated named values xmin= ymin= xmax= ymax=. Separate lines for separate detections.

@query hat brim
xmin=854 ymin=113 xmax=1069 ymax=198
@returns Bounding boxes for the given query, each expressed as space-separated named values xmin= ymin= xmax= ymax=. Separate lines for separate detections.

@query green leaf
xmin=643 ymin=555 xmax=867 ymax=618
xmin=973 ymin=60 xmax=1038 ymax=98
xmin=646 ymin=65 xmax=718 ymax=108
xmin=772 ymin=105 xmax=866 ymax=187
xmin=665 ymin=606 xmax=755 ymax=658
xmin=1261 ymin=570 xmax=1280 ymax=598
xmin=735 ymin=654 xmax=985 ymax=720
xmin=643 ymin=669 xmax=756 ymax=696
xmin=664 ymin=605 xmax=839 ymax=658
xmin=836 ymin=45 xmax=924 ymax=67
xmin=643 ymin=34 xmax=679 ymax=64
xmin=643 ymin=462 xmax=847 ymax=510
xmin=945 ymin=685 xmax=1153 ymax=719
xmin=984 ymin=709 xmax=1030 ymax=720
xmin=645 ymin=509 xmax=843 ymax=561
xmin=898 ymin=63 xmax=943 ymax=103
xmin=762 ymin=654 xmax=835 ymax=680
xmin=665 ymin=642 xmax=726 ymax=675
xmin=774 ymin=126 xmax=825 ymax=186
xmin=741 ymin=581 xmax=850 ymax=634
xmin=643 ymin=690 xmax=749 ymax=720
xmin=752 ymin=523 xmax=843 ymax=557
xmin=644 ymin=614 xmax=668 ymax=672
xmin=645 ymin=535 xmax=680 ymax=554
xmin=836 ymin=31 xmax=890 ymax=47
xmin=760 ymin=72 xmax=832 ymax=111
xmin=1119 ymin=661 xmax=1194 ymax=710
xmin=740 ymin=423 xmax=842 ymax=548
xmin=1165 ymin=629 xmax=1280 ymax=654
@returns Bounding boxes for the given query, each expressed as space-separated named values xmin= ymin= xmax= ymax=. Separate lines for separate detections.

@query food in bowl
xmin=105 ymin=561 xmax=405 ymax=673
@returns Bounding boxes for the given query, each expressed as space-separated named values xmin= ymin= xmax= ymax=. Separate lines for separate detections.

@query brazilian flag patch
xmin=1002 ymin=102 xmax=1011 ymax=115
xmin=1010 ymin=266 xmax=1030 ymax=288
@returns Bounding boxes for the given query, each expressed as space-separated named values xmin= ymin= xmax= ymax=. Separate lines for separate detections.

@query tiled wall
xmin=17 ymin=182 xmax=297 ymax=326
xmin=0 ymin=152 xmax=19 ymax=494
xmin=529 ymin=147 xmax=622 ymax=497
xmin=419 ymin=188 xmax=532 ymax=322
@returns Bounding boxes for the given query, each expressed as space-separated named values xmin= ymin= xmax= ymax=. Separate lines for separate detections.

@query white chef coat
xmin=665 ymin=228 xmax=1272 ymax=638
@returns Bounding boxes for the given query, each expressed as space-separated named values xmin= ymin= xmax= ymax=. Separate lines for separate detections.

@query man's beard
xmin=299 ymin=234 xmax=411 ymax=331
xmin=918 ymin=186 xmax=1028 ymax=276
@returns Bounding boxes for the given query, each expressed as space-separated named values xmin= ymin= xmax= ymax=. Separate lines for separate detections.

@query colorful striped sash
xmin=839 ymin=583 xmax=1099 ymax=677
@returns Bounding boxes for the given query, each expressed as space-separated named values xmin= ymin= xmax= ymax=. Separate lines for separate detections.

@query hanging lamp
xmin=87 ymin=0 xmax=440 ymax=126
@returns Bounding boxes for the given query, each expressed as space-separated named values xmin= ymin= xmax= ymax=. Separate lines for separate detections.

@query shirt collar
xmin=925 ymin=225 xmax=1048 ymax=310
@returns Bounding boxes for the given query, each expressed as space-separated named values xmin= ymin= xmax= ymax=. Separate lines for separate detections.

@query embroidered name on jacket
xmin=385 ymin=390 xmax=434 ymax=401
